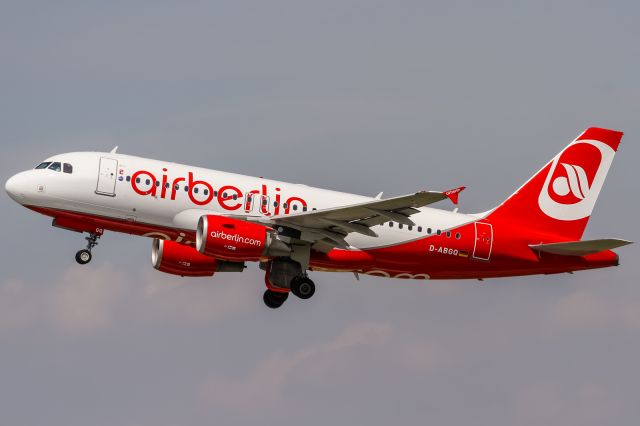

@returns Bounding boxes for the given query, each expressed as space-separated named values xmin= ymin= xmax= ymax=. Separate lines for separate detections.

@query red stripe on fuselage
xmin=28 ymin=206 xmax=618 ymax=280
xmin=27 ymin=205 xmax=197 ymax=245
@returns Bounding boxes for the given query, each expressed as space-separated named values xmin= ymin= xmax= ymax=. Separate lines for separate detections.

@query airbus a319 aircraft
xmin=5 ymin=127 xmax=632 ymax=308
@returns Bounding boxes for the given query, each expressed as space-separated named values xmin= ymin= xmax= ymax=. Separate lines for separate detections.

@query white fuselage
xmin=6 ymin=151 xmax=475 ymax=249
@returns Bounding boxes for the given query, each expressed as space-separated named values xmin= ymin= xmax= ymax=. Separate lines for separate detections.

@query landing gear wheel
xmin=291 ymin=276 xmax=315 ymax=300
xmin=75 ymin=249 xmax=92 ymax=265
xmin=75 ymin=232 xmax=101 ymax=265
xmin=263 ymin=290 xmax=289 ymax=309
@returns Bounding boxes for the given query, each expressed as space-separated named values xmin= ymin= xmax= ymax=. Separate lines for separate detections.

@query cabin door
xmin=96 ymin=157 xmax=118 ymax=196
xmin=472 ymin=222 xmax=493 ymax=261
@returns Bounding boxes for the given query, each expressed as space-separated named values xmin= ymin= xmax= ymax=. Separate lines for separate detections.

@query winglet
xmin=444 ymin=186 xmax=465 ymax=205
xmin=110 ymin=146 xmax=119 ymax=154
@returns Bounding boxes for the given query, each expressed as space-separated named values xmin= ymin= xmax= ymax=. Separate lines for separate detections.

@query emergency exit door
xmin=96 ymin=157 xmax=118 ymax=196
xmin=472 ymin=222 xmax=493 ymax=261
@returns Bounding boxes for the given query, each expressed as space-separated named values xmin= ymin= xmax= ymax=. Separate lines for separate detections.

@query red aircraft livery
xmin=5 ymin=127 xmax=632 ymax=308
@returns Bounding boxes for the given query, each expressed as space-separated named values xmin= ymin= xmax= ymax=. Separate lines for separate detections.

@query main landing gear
xmin=291 ymin=276 xmax=315 ymax=300
xmin=263 ymin=290 xmax=289 ymax=309
xmin=262 ymin=258 xmax=317 ymax=309
xmin=75 ymin=233 xmax=100 ymax=265
xmin=263 ymin=273 xmax=316 ymax=309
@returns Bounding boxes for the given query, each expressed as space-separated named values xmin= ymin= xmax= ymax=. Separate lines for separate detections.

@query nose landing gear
xmin=75 ymin=233 xmax=100 ymax=265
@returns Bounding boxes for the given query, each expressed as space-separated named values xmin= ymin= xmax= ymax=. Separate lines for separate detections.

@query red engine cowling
xmin=152 ymin=239 xmax=244 ymax=277
xmin=196 ymin=215 xmax=291 ymax=261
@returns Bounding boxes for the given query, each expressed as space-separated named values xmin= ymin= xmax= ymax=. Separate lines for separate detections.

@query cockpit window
xmin=63 ymin=163 xmax=73 ymax=174
xmin=48 ymin=162 xmax=62 ymax=172
xmin=35 ymin=162 xmax=51 ymax=169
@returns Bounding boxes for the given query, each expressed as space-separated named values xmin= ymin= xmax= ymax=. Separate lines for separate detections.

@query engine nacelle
xmin=152 ymin=239 xmax=245 ymax=277
xmin=196 ymin=215 xmax=291 ymax=261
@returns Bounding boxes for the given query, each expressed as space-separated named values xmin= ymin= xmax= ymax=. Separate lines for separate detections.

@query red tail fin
xmin=487 ymin=127 xmax=623 ymax=241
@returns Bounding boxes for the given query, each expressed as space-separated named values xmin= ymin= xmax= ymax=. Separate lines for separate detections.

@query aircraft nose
xmin=5 ymin=172 xmax=27 ymax=202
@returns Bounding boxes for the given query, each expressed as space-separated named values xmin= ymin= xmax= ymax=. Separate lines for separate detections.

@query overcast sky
xmin=1 ymin=1 xmax=639 ymax=425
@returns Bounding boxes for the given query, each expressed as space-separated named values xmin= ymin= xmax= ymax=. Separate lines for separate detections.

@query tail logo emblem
xmin=538 ymin=140 xmax=615 ymax=221
xmin=551 ymin=163 xmax=591 ymax=200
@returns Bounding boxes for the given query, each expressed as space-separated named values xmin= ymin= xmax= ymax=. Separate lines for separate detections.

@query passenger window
xmin=214 ymin=191 xmax=218 ymax=197
xmin=436 ymin=230 xmax=442 ymax=235
xmin=389 ymin=222 xmax=394 ymax=228
xmin=165 ymin=183 xmax=170 ymax=189
xmin=418 ymin=226 xmax=423 ymax=232
xmin=48 ymin=162 xmax=62 ymax=172
xmin=446 ymin=231 xmax=451 ymax=238
xmin=155 ymin=181 xmax=160 ymax=187
xmin=398 ymin=224 xmax=403 ymax=229
xmin=204 ymin=189 xmax=209 ymax=196
xmin=145 ymin=179 xmax=150 ymax=185
xmin=194 ymin=188 xmax=199 ymax=194
xmin=293 ymin=205 xmax=298 ymax=211
xmin=184 ymin=186 xmax=189 ymax=192
xmin=427 ymin=228 xmax=432 ymax=234
xmin=408 ymin=225 xmax=413 ymax=231
xmin=63 ymin=163 xmax=73 ymax=174
xmin=35 ymin=162 xmax=52 ymax=169
xmin=303 ymin=206 xmax=308 ymax=212
xmin=136 ymin=177 xmax=141 ymax=184
xmin=233 ymin=194 xmax=238 ymax=200
xmin=455 ymin=232 xmax=461 ymax=239
xmin=126 ymin=176 xmax=131 ymax=182
xmin=174 ymin=184 xmax=180 ymax=191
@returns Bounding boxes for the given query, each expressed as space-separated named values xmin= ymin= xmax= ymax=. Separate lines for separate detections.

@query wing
xmin=267 ymin=187 xmax=465 ymax=250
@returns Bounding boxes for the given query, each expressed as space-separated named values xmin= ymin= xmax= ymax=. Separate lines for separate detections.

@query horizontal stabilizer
xmin=529 ymin=239 xmax=632 ymax=256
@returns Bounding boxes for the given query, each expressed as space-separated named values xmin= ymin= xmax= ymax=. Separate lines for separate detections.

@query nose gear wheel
xmin=75 ymin=233 xmax=100 ymax=265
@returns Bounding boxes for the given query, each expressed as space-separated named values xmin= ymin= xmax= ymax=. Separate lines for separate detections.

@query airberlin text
xmin=210 ymin=230 xmax=263 ymax=247
xmin=130 ymin=168 xmax=307 ymax=216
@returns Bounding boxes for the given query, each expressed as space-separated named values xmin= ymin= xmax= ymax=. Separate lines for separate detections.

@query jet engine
xmin=152 ymin=239 xmax=245 ymax=277
xmin=196 ymin=215 xmax=290 ymax=261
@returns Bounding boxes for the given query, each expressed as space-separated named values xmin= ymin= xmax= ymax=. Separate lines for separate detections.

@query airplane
xmin=5 ymin=127 xmax=632 ymax=309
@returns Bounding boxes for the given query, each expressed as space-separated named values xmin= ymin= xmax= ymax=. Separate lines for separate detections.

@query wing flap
xmin=529 ymin=238 xmax=632 ymax=256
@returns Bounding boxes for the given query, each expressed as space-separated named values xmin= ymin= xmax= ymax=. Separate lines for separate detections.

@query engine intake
xmin=196 ymin=215 xmax=290 ymax=261
xmin=152 ymin=239 xmax=244 ymax=277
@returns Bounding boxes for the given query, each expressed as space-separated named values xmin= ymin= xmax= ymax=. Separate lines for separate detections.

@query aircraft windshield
xmin=48 ymin=162 xmax=62 ymax=172
xmin=35 ymin=161 xmax=73 ymax=173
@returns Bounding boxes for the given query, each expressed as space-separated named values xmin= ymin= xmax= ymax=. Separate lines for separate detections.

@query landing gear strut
xmin=75 ymin=233 xmax=100 ymax=265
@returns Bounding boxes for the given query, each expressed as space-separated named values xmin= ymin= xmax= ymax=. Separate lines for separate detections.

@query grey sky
xmin=1 ymin=1 xmax=639 ymax=425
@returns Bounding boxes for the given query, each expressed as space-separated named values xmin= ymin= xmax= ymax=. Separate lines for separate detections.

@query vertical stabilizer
xmin=488 ymin=127 xmax=623 ymax=241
